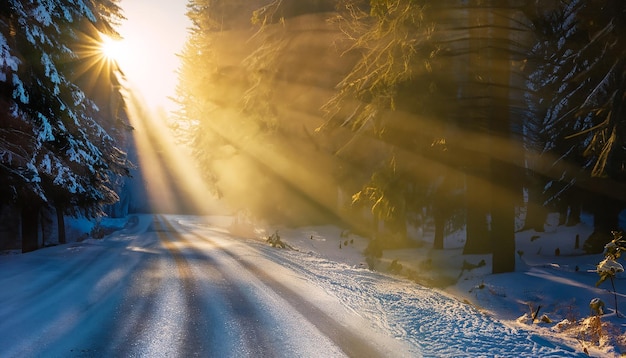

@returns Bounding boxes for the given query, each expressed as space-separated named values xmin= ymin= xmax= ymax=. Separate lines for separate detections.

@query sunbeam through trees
xmin=2 ymin=0 xmax=626 ymax=355
xmin=2 ymin=0 xmax=626 ymax=272
xmin=172 ymin=0 xmax=626 ymax=273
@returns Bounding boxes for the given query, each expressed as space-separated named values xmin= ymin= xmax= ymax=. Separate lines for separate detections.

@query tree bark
xmin=490 ymin=159 xmax=517 ymax=273
xmin=21 ymin=203 xmax=40 ymax=253
xmin=489 ymin=0 xmax=518 ymax=274
xmin=524 ymin=173 xmax=548 ymax=232
xmin=462 ymin=3 xmax=492 ymax=255
xmin=433 ymin=206 xmax=445 ymax=250
xmin=463 ymin=171 xmax=491 ymax=254
xmin=56 ymin=204 xmax=66 ymax=244
xmin=584 ymin=194 xmax=623 ymax=253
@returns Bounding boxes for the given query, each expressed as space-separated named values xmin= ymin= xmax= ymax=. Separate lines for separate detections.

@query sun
xmin=99 ymin=35 xmax=124 ymax=64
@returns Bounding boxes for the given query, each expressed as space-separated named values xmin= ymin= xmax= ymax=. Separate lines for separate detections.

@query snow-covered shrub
xmin=589 ymin=298 xmax=605 ymax=316
xmin=551 ymin=318 xmax=576 ymax=332
xmin=265 ymin=231 xmax=294 ymax=250
xmin=89 ymin=218 xmax=120 ymax=240
xmin=578 ymin=316 xmax=604 ymax=347
xmin=597 ymin=259 xmax=624 ymax=279
xmin=539 ymin=314 xmax=552 ymax=323
xmin=388 ymin=259 xmax=403 ymax=274
xmin=596 ymin=231 xmax=625 ymax=317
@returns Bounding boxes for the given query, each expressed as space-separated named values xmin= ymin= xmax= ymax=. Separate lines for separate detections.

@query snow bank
xmin=251 ymin=212 xmax=625 ymax=357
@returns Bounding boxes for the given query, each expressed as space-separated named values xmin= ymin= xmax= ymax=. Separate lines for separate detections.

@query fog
xmin=125 ymin=0 xmax=626 ymax=244
xmin=134 ymin=2 xmax=526 ymax=225
xmin=124 ymin=89 xmax=222 ymax=215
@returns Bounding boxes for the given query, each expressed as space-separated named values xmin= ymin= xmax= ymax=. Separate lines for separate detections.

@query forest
xmin=0 ymin=1 xmax=131 ymax=252
xmin=1 ymin=0 xmax=625 ymax=275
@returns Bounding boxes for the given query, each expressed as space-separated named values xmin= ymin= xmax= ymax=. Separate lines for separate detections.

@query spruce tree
xmin=0 ymin=0 xmax=129 ymax=251
xmin=526 ymin=0 xmax=626 ymax=252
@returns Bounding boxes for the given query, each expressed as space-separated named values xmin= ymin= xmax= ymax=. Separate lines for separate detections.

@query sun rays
xmin=122 ymin=88 xmax=224 ymax=215
xmin=99 ymin=34 xmax=125 ymax=64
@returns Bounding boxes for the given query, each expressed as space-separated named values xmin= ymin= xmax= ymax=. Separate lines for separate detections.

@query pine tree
xmin=0 ymin=0 xmax=129 ymax=251
xmin=320 ymin=0 xmax=532 ymax=272
xmin=526 ymin=0 xmax=626 ymax=252
xmin=175 ymin=0 xmax=351 ymax=225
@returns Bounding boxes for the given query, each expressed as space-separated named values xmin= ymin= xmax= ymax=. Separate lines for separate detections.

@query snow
xmin=2 ymin=213 xmax=624 ymax=356
xmin=37 ymin=113 xmax=55 ymax=142
xmin=41 ymin=53 xmax=61 ymax=95
xmin=33 ymin=3 xmax=53 ymax=26
xmin=598 ymin=258 xmax=624 ymax=276
xmin=0 ymin=33 xmax=20 ymax=79
xmin=230 ymin=212 xmax=626 ymax=356
xmin=11 ymin=74 xmax=29 ymax=104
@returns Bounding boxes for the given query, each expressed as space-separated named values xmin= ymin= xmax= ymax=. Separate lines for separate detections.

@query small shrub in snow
xmin=552 ymin=319 xmax=576 ymax=332
xmin=578 ymin=316 xmax=604 ymax=347
xmin=88 ymin=219 xmax=120 ymax=240
xmin=517 ymin=308 xmax=550 ymax=325
xmin=598 ymin=258 xmax=624 ymax=276
xmin=589 ymin=298 xmax=605 ymax=316
xmin=265 ymin=231 xmax=294 ymax=250
xmin=595 ymin=231 xmax=625 ymax=317
xmin=388 ymin=259 xmax=402 ymax=274
xmin=516 ymin=312 xmax=532 ymax=324
xmin=364 ymin=238 xmax=383 ymax=258
xmin=90 ymin=223 xmax=106 ymax=239
xmin=539 ymin=314 xmax=552 ymax=324
xmin=553 ymin=315 xmax=623 ymax=353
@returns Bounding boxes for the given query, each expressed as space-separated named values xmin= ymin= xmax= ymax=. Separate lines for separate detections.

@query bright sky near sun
xmin=112 ymin=0 xmax=189 ymax=112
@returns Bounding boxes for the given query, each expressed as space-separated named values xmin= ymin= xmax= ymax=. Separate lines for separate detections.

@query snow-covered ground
xmin=0 ymin=213 xmax=624 ymax=357
xmin=238 ymin=212 xmax=626 ymax=357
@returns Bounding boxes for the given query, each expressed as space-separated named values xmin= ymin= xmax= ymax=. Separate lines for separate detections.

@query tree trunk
xmin=565 ymin=187 xmax=582 ymax=227
xmin=433 ymin=209 xmax=445 ymax=249
xmin=21 ymin=203 xmax=40 ymax=253
xmin=490 ymin=160 xmax=517 ymax=273
xmin=463 ymin=172 xmax=491 ymax=254
xmin=462 ymin=3 xmax=492 ymax=255
xmin=524 ymin=174 xmax=547 ymax=232
xmin=584 ymin=194 xmax=623 ymax=253
xmin=566 ymin=199 xmax=581 ymax=226
xmin=489 ymin=1 xmax=517 ymax=274
xmin=384 ymin=202 xmax=408 ymax=247
xmin=56 ymin=204 xmax=66 ymax=244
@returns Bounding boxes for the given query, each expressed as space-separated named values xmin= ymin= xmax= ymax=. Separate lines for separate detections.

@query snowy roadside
xmin=222 ymin=213 xmax=626 ymax=357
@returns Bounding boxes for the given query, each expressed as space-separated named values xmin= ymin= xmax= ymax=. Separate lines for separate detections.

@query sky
xmin=113 ymin=0 xmax=189 ymax=112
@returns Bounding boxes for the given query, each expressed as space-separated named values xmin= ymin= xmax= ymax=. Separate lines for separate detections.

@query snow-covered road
xmin=0 ymin=215 xmax=586 ymax=357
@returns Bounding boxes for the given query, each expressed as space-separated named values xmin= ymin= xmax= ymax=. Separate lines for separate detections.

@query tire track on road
xmin=172 ymin=219 xmax=389 ymax=358
xmin=155 ymin=215 xmax=279 ymax=357
xmin=152 ymin=216 xmax=211 ymax=357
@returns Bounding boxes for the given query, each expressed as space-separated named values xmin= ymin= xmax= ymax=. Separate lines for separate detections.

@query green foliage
xmin=265 ymin=230 xmax=294 ymax=250
xmin=528 ymin=0 xmax=626 ymax=180
xmin=351 ymin=155 xmax=406 ymax=221
xmin=596 ymin=231 xmax=626 ymax=286
xmin=322 ymin=0 xmax=436 ymax=132
xmin=251 ymin=0 xmax=282 ymax=26
xmin=596 ymin=231 xmax=624 ymax=317
xmin=0 ymin=0 xmax=129 ymax=217
xmin=603 ymin=231 xmax=626 ymax=260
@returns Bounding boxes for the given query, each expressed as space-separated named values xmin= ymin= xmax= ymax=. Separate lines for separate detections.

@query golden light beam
xmin=122 ymin=86 xmax=224 ymax=215
xmin=99 ymin=35 xmax=124 ymax=63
